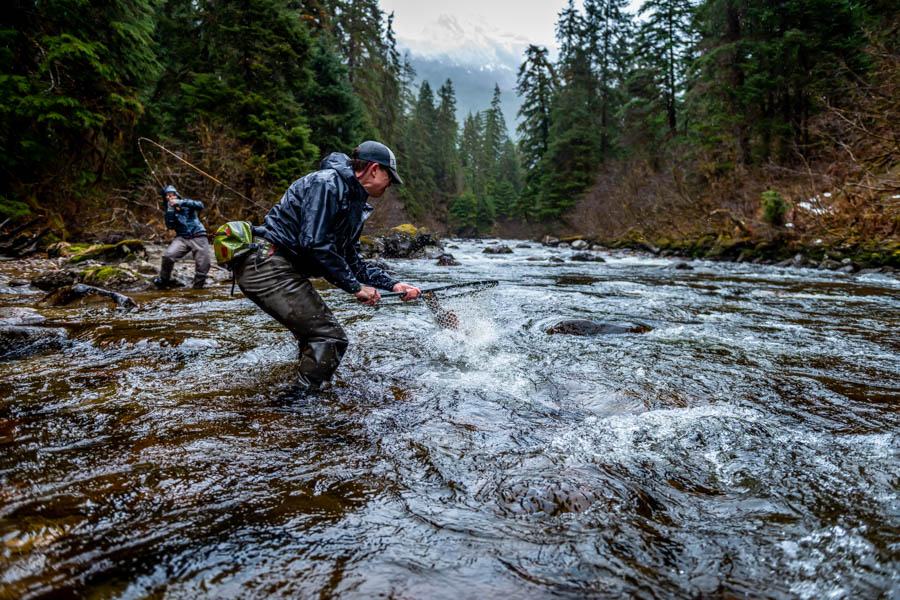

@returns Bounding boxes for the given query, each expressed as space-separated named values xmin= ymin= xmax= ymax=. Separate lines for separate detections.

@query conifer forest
xmin=1 ymin=0 xmax=898 ymax=260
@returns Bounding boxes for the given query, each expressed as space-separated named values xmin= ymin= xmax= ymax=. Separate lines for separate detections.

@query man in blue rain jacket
xmin=153 ymin=185 xmax=211 ymax=289
xmin=234 ymin=141 xmax=420 ymax=392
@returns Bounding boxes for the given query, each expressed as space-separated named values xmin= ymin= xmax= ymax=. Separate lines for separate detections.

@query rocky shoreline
xmin=537 ymin=234 xmax=899 ymax=276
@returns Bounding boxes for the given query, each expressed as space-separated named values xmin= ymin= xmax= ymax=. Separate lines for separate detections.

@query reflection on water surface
xmin=1 ymin=240 xmax=898 ymax=598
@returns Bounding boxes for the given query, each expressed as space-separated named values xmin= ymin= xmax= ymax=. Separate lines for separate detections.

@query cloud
xmin=397 ymin=13 xmax=532 ymax=72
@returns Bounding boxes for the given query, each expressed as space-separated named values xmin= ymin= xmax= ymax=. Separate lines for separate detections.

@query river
xmin=1 ymin=239 xmax=898 ymax=598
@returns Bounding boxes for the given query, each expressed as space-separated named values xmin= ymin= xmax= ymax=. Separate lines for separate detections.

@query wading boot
xmin=192 ymin=274 xmax=207 ymax=289
xmin=153 ymin=257 xmax=176 ymax=288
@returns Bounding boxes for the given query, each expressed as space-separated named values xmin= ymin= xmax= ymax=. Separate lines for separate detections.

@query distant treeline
xmin=0 ymin=0 xmax=896 ymax=240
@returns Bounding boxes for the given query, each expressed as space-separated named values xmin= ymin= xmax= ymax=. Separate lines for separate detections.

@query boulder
xmin=46 ymin=241 xmax=73 ymax=258
xmin=30 ymin=270 xmax=79 ymax=291
xmin=570 ymin=252 xmax=605 ymax=262
xmin=81 ymin=265 xmax=144 ymax=290
xmin=541 ymin=236 xmax=560 ymax=247
xmin=547 ymin=319 xmax=650 ymax=336
xmin=483 ymin=245 xmax=513 ymax=255
xmin=358 ymin=235 xmax=385 ymax=259
xmin=571 ymin=239 xmax=589 ymax=250
xmin=380 ymin=228 xmax=442 ymax=259
xmin=673 ymin=262 xmax=694 ymax=270
xmin=436 ymin=253 xmax=460 ymax=266
xmin=69 ymin=239 xmax=147 ymax=264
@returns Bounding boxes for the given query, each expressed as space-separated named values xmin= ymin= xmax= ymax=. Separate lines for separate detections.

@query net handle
xmin=380 ymin=280 xmax=499 ymax=298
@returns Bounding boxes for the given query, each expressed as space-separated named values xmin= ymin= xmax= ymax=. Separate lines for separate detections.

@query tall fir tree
xmin=690 ymin=0 xmax=867 ymax=163
xmin=153 ymin=0 xmax=319 ymax=199
xmin=516 ymin=44 xmax=557 ymax=218
xmin=400 ymin=81 xmax=438 ymax=218
xmin=583 ymin=0 xmax=632 ymax=158
xmin=632 ymin=0 xmax=697 ymax=138
xmin=0 ymin=0 xmax=160 ymax=221
xmin=306 ymin=34 xmax=367 ymax=157
xmin=434 ymin=79 xmax=461 ymax=204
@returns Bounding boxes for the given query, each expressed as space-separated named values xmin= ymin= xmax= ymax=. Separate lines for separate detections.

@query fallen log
xmin=40 ymin=283 xmax=138 ymax=309
xmin=0 ymin=218 xmax=41 ymax=244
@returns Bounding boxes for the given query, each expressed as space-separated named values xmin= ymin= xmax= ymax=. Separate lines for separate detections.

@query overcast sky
xmin=378 ymin=0 xmax=583 ymax=61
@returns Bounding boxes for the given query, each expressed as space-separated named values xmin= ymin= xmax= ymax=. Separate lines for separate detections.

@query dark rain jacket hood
xmin=258 ymin=152 xmax=398 ymax=294
xmin=163 ymin=192 xmax=206 ymax=238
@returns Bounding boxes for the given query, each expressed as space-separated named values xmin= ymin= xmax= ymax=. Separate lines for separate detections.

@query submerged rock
xmin=570 ymin=252 xmax=605 ymax=262
xmin=0 ymin=325 xmax=67 ymax=360
xmin=547 ymin=319 xmax=650 ymax=336
xmin=0 ymin=306 xmax=47 ymax=326
xmin=482 ymin=244 xmax=513 ymax=255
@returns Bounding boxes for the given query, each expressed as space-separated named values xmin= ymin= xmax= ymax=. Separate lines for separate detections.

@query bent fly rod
xmin=137 ymin=137 xmax=253 ymax=203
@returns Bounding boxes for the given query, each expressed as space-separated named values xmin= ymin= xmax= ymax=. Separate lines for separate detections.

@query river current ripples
xmin=1 ymin=239 xmax=898 ymax=599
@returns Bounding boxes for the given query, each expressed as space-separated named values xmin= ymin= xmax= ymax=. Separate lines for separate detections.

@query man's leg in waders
xmin=234 ymin=249 xmax=348 ymax=391
xmin=154 ymin=237 xmax=191 ymax=287
xmin=188 ymin=236 xmax=211 ymax=289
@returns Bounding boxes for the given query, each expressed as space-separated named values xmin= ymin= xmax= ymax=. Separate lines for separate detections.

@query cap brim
xmin=388 ymin=167 xmax=403 ymax=185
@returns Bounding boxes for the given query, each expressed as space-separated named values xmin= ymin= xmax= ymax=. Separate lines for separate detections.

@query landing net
xmin=399 ymin=280 xmax=498 ymax=331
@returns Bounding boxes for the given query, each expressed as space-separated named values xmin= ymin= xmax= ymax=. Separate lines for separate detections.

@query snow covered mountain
xmin=395 ymin=14 xmax=528 ymax=136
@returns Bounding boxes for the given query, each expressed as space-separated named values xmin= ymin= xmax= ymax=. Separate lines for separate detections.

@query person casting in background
xmin=153 ymin=185 xmax=210 ymax=289
xmin=233 ymin=141 xmax=420 ymax=393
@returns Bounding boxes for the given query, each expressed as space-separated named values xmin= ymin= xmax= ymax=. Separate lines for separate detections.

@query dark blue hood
xmin=320 ymin=152 xmax=356 ymax=182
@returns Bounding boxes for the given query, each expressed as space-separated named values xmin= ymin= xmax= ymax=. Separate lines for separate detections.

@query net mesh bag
xmin=417 ymin=281 xmax=498 ymax=331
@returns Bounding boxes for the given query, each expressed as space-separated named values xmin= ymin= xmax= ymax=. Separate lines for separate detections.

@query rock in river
xmin=547 ymin=319 xmax=650 ymax=335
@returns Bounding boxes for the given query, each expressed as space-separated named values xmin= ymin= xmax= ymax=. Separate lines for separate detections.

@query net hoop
xmin=383 ymin=280 xmax=498 ymax=298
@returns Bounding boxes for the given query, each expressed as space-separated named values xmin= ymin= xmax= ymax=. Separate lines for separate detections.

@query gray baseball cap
xmin=355 ymin=141 xmax=403 ymax=184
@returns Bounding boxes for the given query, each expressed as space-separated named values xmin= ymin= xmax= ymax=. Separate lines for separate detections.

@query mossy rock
xmin=391 ymin=224 xmax=420 ymax=237
xmin=70 ymin=239 xmax=147 ymax=264
xmin=81 ymin=266 xmax=141 ymax=289
xmin=47 ymin=242 xmax=72 ymax=258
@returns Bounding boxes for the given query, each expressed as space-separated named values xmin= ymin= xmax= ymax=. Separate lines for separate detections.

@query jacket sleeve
xmin=297 ymin=178 xmax=364 ymax=293
xmin=345 ymin=243 xmax=399 ymax=291
xmin=178 ymin=198 xmax=203 ymax=210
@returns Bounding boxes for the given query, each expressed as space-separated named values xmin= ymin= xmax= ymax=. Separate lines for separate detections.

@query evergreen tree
xmin=537 ymin=47 xmax=600 ymax=219
xmin=631 ymin=0 xmax=698 ymax=139
xmin=458 ymin=112 xmax=486 ymax=199
xmin=452 ymin=112 xmax=490 ymax=233
xmin=307 ymin=34 xmax=367 ymax=157
xmin=516 ymin=44 xmax=557 ymax=218
xmin=400 ymin=81 xmax=438 ymax=218
xmin=691 ymin=0 xmax=867 ymax=163
xmin=0 ymin=0 xmax=159 ymax=219
xmin=434 ymin=79 xmax=461 ymax=204
xmin=154 ymin=0 xmax=319 ymax=196
xmin=583 ymin=0 xmax=632 ymax=158
xmin=482 ymin=85 xmax=507 ymax=172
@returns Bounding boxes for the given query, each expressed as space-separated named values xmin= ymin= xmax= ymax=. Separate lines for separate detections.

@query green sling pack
xmin=212 ymin=221 xmax=259 ymax=295
xmin=213 ymin=221 xmax=256 ymax=266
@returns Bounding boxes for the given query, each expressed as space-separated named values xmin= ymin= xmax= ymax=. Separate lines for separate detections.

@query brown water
xmin=1 ymin=240 xmax=898 ymax=599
